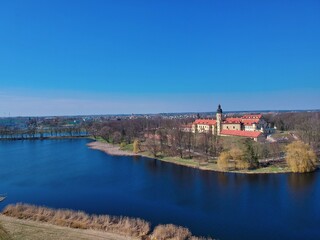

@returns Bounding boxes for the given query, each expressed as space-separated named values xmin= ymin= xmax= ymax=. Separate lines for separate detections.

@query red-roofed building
xmin=191 ymin=104 xmax=274 ymax=141
xmin=220 ymin=130 xmax=264 ymax=141
xmin=242 ymin=114 xmax=263 ymax=119
xmin=192 ymin=119 xmax=217 ymax=134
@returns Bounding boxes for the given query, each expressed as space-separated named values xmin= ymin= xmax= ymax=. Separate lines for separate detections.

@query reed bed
xmin=151 ymin=224 xmax=192 ymax=239
xmin=2 ymin=203 xmax=149 ymax=237
xmin=150 ymin=224 xmax=213 ymax=240
xmin=2 ymin=203 xmax=214 ymax=239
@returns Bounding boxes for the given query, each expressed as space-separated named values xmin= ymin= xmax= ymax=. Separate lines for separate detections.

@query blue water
xmin=0 ymin=139 xmax=319 ymax=239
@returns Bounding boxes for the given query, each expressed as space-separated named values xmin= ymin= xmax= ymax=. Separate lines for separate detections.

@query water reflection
xmin=287 ymin=171 xmax=317 ymax=195
xmin=216 ymin=172 xmax=230 ymax=187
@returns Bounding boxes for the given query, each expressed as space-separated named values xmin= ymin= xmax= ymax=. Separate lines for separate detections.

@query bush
xmin=120 ymin=142 xmax=126 ymax=149
xmin=151 ymin=224 xmax=192 ymax=240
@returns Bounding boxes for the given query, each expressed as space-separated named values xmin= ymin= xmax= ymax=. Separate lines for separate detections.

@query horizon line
xmin=1 ymin=108 xmax=319 ymax=118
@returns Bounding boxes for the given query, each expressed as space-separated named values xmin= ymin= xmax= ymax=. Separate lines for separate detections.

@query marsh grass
xmin=150 ymin=224 xmax=213 ymax=240
xmin=2 ymin=204 xmax=150 ymax=237
xmin=2 ymin=204 xmax=214 ymax=239
xmin=151 ymin=224 xmax=192 ymax=239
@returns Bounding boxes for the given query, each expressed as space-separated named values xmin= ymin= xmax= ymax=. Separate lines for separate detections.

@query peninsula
xmin=86 ymin=104 xmax=319 ymax=174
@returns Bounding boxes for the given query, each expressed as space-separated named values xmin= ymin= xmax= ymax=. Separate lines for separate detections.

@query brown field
xmin=0 ymin=214 xmax=133 ymax=240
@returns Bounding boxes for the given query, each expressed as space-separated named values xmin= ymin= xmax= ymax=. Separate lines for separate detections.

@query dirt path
xmin=0 ymin=215 xmax=135 ymax=240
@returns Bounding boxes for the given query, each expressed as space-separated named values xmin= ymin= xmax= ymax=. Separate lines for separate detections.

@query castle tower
xmin=216 ymin=104 xmax=222 ymax=135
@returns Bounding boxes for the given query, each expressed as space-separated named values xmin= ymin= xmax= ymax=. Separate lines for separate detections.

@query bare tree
xmin=171 ymin=127 xmax=185 ymax=158
xmin=145 ymin=132 xmax=160 ymax=157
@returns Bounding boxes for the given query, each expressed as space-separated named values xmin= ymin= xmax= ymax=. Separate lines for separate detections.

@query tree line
xmin=265 ymin=112 xmax=320 ymax=149
xmin=87 ymin=117 xmax=281 ymax=164
xmin=88 ymin=111 xmax=319 ymax=173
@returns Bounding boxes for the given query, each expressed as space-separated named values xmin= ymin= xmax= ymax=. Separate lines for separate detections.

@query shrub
xmin=151 ymin=224 xmax=192 ymax=240
xmin=120 ymin=142 xmax=126 ymax=149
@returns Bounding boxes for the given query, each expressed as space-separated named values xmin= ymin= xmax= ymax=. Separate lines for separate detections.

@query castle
xmin=191 ymin=104 xmax=273 ymax=141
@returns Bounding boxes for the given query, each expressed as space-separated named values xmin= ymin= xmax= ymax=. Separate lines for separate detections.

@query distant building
xmin=191 ymin=104 xmax=274 ymax=141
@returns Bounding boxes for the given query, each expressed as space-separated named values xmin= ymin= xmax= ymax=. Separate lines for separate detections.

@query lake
xmin=0 ymin=139 xmax=319 ymax=239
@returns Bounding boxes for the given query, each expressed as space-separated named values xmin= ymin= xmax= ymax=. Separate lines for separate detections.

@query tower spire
xmin=217 ymin=104 xmax=222 ymax=114
xmin=216 ymin=104 xmax=223 ymax=135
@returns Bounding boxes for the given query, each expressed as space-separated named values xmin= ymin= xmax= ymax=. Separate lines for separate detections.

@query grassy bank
xmin=90 ymin=138 xmax=291 ymax=174
xmin=2 ymin=204 xmax=149 ymax=238
xmin=2 ymin=204 xmax=213 ymax=240
xmin=146 ymin=154 xmax=291 ymax=174
xmin=0 ymin=222 xmax=12 ymax=240
xmin=0 ymin=215 xmax=129 ymax=240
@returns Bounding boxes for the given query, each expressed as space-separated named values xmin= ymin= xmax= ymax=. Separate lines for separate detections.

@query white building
xmin=191 ymin=104 xmax=274 ymax=141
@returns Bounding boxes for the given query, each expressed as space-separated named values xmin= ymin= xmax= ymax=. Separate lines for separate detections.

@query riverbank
xmin=0 ymin=214 xmax=130 ymax=240
xmin=87 ymin=140 xmax=292 ymax=174
xmin=1 ymin=204 xmax=210 ymax=240
xmin=87 ymin=141 xmax=139 ymax=156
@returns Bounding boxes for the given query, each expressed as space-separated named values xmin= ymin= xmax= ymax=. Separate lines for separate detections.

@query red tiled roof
xmin=223 ymin=117 xmax=242 ymax=124
xmin=194 ymin=114 xmax=263 ymax=126
xmin=193 ymin=119 xmax=216 ymax=125
xmin=241 ymin=119 xmax=259 ymax=125
xmin=241 ymin=114 xmax=262 ymax=119
xmin=220 ymin=130 xmax=262 ymax=138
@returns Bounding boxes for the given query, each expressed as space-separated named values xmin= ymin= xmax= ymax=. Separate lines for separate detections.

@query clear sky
xmin=0 ymin=0 xmax=319 ymax=116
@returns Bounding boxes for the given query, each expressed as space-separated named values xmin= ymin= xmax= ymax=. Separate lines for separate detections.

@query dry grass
xmin=0 ymin=222 xmax=12 ymax=240
xmin=2 ymin=204 xmax=214 ymax=240
xmin=150 ymin=224 xmax=213 ymax=240
xmin=151 ymin=224 xmax=192 ymax=240
xmin=2 ymin=204 xmax=150 ymax=237
xmin=0 ymin=214 xmax=130 ymax=240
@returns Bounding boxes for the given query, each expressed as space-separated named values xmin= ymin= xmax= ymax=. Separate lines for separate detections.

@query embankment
xmin=1 ymin=203 xmax=212 ymax=240
xmin=87 ymin=140 xmax=291 ymax=174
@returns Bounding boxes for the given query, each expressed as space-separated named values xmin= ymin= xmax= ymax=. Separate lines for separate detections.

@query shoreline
xmin=87 ymin=141 xmax=139 ymax=156
xmin=0 ymin=214 xmax=131 ymax=240
xmin=1 ymin=203 xmax=209 ymax=240
xmin=87 ymin=140 xmax=292 ymax=174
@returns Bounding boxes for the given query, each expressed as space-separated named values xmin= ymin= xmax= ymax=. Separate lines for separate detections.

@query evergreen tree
xmin=243 ymin=139 xmax=259 ymax=169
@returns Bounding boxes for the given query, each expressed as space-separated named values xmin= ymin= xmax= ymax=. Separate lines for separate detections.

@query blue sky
xmin=0 ymin=0 xmax=319 ymax=116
